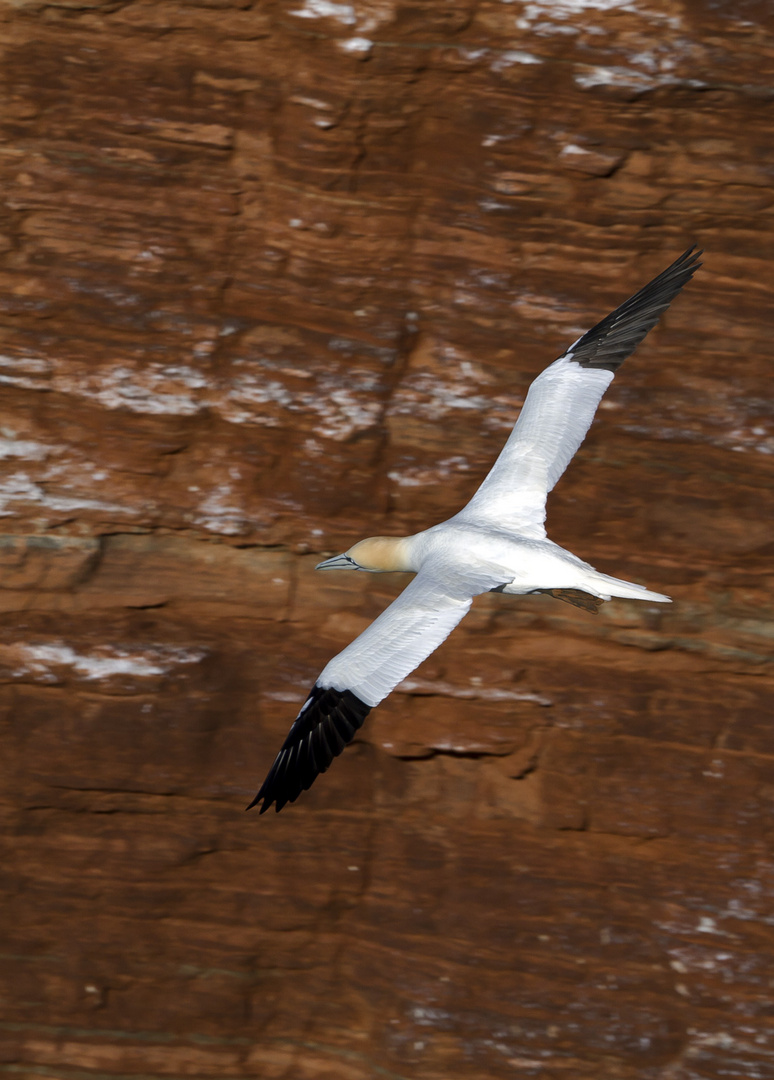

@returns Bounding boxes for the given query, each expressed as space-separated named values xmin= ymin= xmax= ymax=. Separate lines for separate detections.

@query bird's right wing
xmin=456 ymin=247 xmax=702 ymax=538
xmin=249 ymin=563 xmax=507 ymax=814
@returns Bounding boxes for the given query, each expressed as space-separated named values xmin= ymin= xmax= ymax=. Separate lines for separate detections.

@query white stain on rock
xmin=491 ymin=50 xmax=544 ymax=70
xmin=0 ymin=472 xmax=132 ymax=517
xmin=338 ymin=37 xmax=373 ymax=55
xmin=290 ymin=0 xmax=356 ymax=24
xmin=0 ymin=438 xmax=50 ymax=461
xmin=193 ymin=485 xmax=247 ymax=536
xmin=4 ymin=642 xmax=207 ymax=684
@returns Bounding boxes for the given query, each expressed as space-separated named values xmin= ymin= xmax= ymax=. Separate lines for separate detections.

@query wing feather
xmin=457 ymin=246 xmax=702 ymax=537
xmin=249 ymin=569 xmax=505 ymax=813
xmin=319 ymin=570 xmax=474 ymax=707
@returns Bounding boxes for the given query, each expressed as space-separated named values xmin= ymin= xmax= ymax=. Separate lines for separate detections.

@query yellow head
xmin=315 ymin=536 xmax=415 ymax=573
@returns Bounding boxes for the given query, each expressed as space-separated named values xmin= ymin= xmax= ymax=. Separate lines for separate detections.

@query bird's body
xmin=407 ymin=520 xmax=668 ymax=604
xmin=250 ymin=247 xmax=701 ymax=813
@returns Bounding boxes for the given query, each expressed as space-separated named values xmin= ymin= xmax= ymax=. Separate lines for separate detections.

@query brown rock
xmin=1 ymin=1 xmax=773 ymax=1078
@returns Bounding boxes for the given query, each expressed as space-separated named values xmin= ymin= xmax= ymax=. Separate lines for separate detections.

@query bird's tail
xmin=583 ymin=570 xmax=671 ymax=604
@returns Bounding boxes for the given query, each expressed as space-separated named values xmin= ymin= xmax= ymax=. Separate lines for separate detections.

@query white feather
xmin=320 ymin=565 xmax=505 ymax=707
xmin=455 ymin=354 xmax=614 ymax=537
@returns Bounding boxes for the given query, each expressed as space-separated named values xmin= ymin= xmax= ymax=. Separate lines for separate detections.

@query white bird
xmin=249 ymin=247 xmax=701 ymax=814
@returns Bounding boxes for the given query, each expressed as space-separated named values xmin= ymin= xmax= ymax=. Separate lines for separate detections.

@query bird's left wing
xmin=249 ymin=564 xmax=504 ymax=813
xmin=455 ymin=246 xmax=701 ymax=538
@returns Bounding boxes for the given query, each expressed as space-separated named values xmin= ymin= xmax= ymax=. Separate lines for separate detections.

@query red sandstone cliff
xmin=1 ymin=1 xmax=774 ymax=1078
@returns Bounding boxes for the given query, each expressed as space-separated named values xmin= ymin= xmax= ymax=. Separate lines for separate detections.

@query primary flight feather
xmin=249 ymin=247 xmax=701 ymax=814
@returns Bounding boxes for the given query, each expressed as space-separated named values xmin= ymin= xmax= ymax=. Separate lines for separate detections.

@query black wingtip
xmin=248 ymin=685 xmax=371 ymax=815
xmin=567 ymin=245 xmax=702 ymax=372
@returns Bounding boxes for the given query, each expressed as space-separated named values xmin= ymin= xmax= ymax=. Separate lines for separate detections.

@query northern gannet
xmin=249 ymin=247 xmax=701 ymax=814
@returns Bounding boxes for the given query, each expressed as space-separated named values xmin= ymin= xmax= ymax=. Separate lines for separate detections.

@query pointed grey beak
xmin=315 ymin=553 xmax=359 ymax=571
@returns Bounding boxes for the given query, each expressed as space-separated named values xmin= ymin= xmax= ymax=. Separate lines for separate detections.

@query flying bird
xmin=249 ymin=246 xmax=701 ymax=814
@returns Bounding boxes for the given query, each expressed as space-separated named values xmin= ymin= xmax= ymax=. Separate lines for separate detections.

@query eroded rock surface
xmin=1 ymin=1 xmax=774 ymax=1078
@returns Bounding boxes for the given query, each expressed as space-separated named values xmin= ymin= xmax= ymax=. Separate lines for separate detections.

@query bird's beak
xmin=315 ymin=553 xmax=359 ymax=571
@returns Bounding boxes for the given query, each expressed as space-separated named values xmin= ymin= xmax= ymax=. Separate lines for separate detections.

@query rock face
xmin=1 ymin=1 xmax=774 ymax=1078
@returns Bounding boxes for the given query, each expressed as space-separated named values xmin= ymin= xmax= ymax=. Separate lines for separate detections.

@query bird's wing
xmin=456 ymin=246 xmax=702 ymax=538
xmin=249 ymin=564 xmax=505 ymax=814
